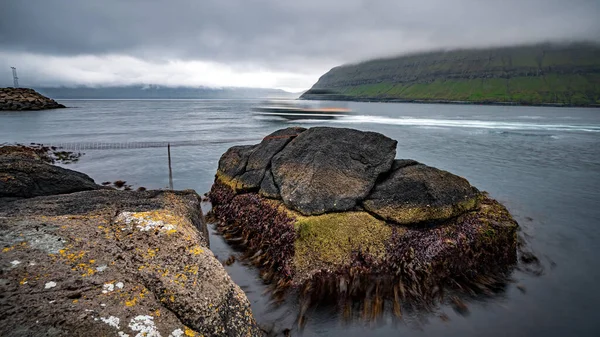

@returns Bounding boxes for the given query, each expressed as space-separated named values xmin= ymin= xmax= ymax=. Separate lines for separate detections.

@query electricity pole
xmin=10 ymin=67 xmax=19 ymax=88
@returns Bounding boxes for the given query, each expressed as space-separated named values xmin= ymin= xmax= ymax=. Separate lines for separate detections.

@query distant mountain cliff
xmin=301 ymin=43 xmax=600 ymax=106
xmin=35 ymin=85 xmax=297 ymax=99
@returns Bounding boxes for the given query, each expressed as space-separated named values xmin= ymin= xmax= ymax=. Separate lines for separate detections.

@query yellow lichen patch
xmin=293 ymin=211 xmax=394 ymax=276
xmin=184 ymin=265 xmax=199 ymax=275
xmin=154 ymin=309 xmax=161 ymax=317
xmin=147 ymin=248 xmax=159 ymax=258
xmin=116 ymin=209 xmax=188 ymax=234
xmin=124 ymin=288 xmax=148 ymax=307
xmin=184 ymin=327 xmax=197 ymax=336
xmin=82 ymin=268 xmax=96 ymax=277
xmin=19 ymin=277 xmax=27 ymax=285
xmin=189 ymin=246 xmax=204 ymax=255
xmin=2 ymin=241 xmax=28 ymax=253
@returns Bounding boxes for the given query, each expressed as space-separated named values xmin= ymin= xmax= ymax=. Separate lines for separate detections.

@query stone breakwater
xmin=0 ymin=87 xmax=66 ymax=111
xmin=0 ymin=146 xmax=264 ymax=337
xmin=209 ymin=127 xmax=522 ymax=320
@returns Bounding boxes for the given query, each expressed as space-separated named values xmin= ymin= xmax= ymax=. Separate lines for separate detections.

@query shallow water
xmin=2 ymin=100 xmax=600 ymax=336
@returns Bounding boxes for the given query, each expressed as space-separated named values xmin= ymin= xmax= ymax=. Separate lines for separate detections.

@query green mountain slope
xmin=302 ymin=43 xmax=600 ymax=106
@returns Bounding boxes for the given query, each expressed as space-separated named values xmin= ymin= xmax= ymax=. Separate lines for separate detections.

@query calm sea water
xmin=1 ymin=100 xmax=600 ymax=336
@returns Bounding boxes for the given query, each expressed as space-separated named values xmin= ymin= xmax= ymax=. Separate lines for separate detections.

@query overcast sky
xmin=1 ymin=0 xmax=599 ymax=92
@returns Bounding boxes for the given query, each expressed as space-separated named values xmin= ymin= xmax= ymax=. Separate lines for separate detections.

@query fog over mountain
xmin=1 ymin=0 xmax=599 ymax=91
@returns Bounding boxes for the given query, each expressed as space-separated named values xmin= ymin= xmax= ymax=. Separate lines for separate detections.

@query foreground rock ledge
xmin=210 ymin=127 xmax=518 ymax=313
xmin=0 ymin=88 xmax=66 ymax=111
xmin=0 ymin=147 xmax=263 ymax=337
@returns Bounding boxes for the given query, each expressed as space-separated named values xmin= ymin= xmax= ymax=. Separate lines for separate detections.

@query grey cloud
xmin=1 ymin=0 xmax=599 ymax=85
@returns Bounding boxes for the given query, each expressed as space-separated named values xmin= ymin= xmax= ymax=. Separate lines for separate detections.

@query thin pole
xmin=168 ymin=143 xmax=173 ymax=190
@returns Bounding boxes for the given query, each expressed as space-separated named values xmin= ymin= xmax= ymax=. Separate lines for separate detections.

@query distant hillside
xmin=301 ymin=43 xmax=600 ymax=106
xmin=35 ymin=85 xmax=297 ymax=99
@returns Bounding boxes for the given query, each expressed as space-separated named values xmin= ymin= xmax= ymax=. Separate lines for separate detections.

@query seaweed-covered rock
xmin=271 ymin=127 xmax=397 ymax=215
xmin=363 ymin=159 xmax=481 ymax=224
xmin=209 ymin=127 xmax=519 ymax=317
xmin=0 ymin=189 xmax=264 ymax=337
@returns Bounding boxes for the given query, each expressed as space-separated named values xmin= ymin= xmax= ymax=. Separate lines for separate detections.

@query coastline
xmin=300 ymin=96 xmax=600 ymax=108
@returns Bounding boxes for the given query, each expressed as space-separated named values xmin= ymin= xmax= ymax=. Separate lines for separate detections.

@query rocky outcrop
xmin=0 ymin=146 xmax=99 ymax=198
xmin=0 ymin=88 xmax=66 ymax=111
xmin=210 ymin=127 xmax=519 ymax=316
xmin=0 ymin=147 xmax=264 ymax=336
xmin=271 ymin=127 xmax=397 ymax=215
xmin=362 ymin=159 xmax=480 ymax=224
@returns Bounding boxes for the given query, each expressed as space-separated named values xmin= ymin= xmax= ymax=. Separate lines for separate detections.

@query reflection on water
xmin=1 ymin=100 xmax=600 ymax=337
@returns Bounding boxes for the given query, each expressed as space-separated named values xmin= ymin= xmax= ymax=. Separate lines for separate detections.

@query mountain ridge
xmin=34 ymin=85 xmax=297 ymax=99
xmin=301 ymin=42 xmax=600 ymax=106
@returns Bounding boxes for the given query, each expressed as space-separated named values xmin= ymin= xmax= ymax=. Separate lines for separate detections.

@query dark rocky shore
xmin=0 ymin=88 xmax=66 ymax=111
xmin=0 ymin=146 xmax=263 ymax=336
xmin=209 ymin=127 xmax=520 ymax=320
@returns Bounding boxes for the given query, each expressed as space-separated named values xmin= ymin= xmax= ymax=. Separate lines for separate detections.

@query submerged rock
xmin=0 ymin=149 xmax=264 ymax=336
xmin=210 ymin=127 xmax=519 ymax=316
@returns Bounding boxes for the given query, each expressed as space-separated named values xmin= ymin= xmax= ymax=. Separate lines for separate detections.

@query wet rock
xmin=217 ymin=127 xmax=305 ymax=193
xmin=258 ymin=168 xmax=280 ymax=199
xmin=271 ymin=127 xmax=397 ymax=215
xmin=0 ymin=88 xmax=66 ymax=111
xmin=0 ymin=157 xmax=100 ymax=198
xmin=363 ymin=160 xmax=481 ymax=224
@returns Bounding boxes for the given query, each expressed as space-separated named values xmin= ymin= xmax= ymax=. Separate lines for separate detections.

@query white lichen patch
xmin=102 ymin=283 xmax=115 ymax=293
xmin=10 ymin=260 xmax=20 ymax=267
xmin=169 ymin=328 xmax=184 ymax=337
xmin=96 ymin=265 xmax=108 ymax=272
xmin=129 ymin=315 xmax=161 ymax=337
xmin=44 ymin=281 xmax=57 ymax=289
xmin=100 ymin=316 xmax=121 ymax=329
xmin=118 ymin=332 xmax=130 ymax=337
xmin=116 ymin=211 xmax=178 ymax=233
xmin=116 ymin=282 xmax=124 ymax=289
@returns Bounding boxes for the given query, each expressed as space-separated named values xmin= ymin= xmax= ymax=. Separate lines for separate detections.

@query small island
xmin=0 ymin=88 xmax=66 ymax=111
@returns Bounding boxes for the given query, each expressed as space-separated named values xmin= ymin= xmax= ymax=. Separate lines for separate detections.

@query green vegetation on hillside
xmin=302 ymin=43 xmax=600 ymax=106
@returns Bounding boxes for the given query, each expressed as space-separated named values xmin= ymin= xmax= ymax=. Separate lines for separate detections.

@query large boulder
xmin=217 ymin=127 xmax=305 ymax=192
xmin=209 ymin=127 xmax=519 ymax=315
xmin=362 ymin=159 xmax=481 ymax=224
xmin=0 ymin=152 xmax=100 ymax=198
xmin=271 ymin=127 xmax=397 ymax=215
xmin=0 ymin=189 xmax=264 ymax=337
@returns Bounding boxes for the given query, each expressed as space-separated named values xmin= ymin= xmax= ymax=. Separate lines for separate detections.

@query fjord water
xmin=1 ymin=100 xmax=599 ymax=336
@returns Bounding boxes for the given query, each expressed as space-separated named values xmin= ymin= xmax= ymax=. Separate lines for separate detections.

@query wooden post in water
xmin=168 ymin=143 xmax=174 ymax=190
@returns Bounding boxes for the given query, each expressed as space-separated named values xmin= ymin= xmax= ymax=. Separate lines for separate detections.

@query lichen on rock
xmin=0 ymin=147 xmax=264 ymax=336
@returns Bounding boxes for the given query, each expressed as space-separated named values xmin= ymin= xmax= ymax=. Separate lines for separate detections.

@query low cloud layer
xmin=1 ymin=0 xmax=599 ymax=91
